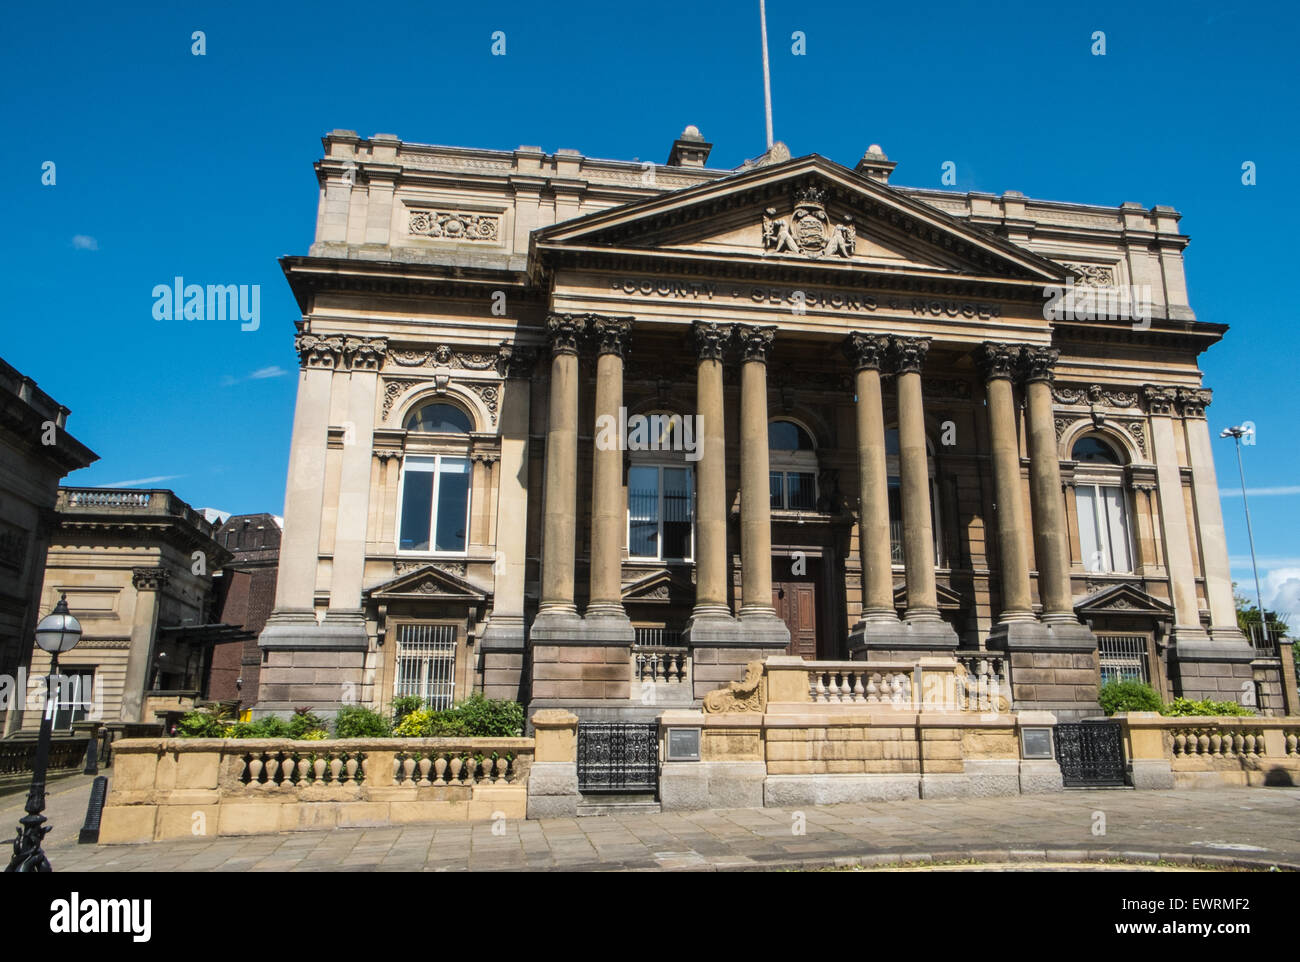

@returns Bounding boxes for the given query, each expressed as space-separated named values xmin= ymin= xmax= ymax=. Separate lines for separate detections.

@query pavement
xmin=6 ymin=774 xmax=1300 ymax=871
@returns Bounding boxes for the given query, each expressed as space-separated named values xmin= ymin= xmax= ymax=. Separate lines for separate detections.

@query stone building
xmin=207 ymin=513 xmax=281 ymax=709
xmin=258 ymin=128 xmax=1262 ymax=724
xmin=0 ymin=359 xmax=97 ymax=736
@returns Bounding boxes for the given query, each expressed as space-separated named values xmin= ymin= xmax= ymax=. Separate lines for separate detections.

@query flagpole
xmin=760 ymin=0 xmax=774 ymax=150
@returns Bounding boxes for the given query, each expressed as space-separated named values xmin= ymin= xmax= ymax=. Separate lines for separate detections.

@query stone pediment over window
xmin=893 ymin=581 xmax=965 ymax=612
xmin=366 ymin=564 xmax=491 ymax=603
xmin=1074 ymin=582 xmax=1173 ymax=618
xmin=534 ymin=154 xmax=1069 ymax=286
xmin=621 ymin=568 xmax=694 ymax=605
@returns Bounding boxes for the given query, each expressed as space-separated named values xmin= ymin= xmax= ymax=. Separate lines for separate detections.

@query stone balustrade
xmin=1117 ymin=712 xmax=1300 ymax=789
xmin=99 ymin=736 xmax=533 ymax=843
xmin=633 ymin=647 xmax=689 ymax=685
xmin=807 ymin=664 xmax=913 ymax=705
xmin=954 ymin=654 xmax=1012 ymax=713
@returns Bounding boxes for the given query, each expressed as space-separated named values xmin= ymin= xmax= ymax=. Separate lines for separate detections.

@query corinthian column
xmin=537 ymin=314 xmax=584 ymax=619
xmin=683 ymin=322 xmax=736 ymax=644
xmin=1022 ymin=347 xmax=1076 ymax=623
xmin=735 ymin=325 xmax=789 ymax=648
xmin=978 ymin=343 xmax=1035 ymax=627
xmin=587 ymin=316 xmax=633 ymax=633
xmin=893 ymin=337 xmax=945 ymax=628
xmin=844 ymin=333 xmax=898 ymax=640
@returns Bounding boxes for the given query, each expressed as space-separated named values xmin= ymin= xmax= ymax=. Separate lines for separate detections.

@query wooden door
xmin=773 ymin=581 xmax=817 ymax=658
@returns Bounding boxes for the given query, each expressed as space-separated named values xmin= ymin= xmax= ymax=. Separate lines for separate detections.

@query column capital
xmin=589 ymin=315 xmax=633 ymax=358
xmin=295 ymin=333 xmax=346 ymax=370
xmin=343 ymin=336 xmax=388 ymax=372
xmin=735 ymin=324 xmax=777 ymax=364
xmin=692 ymin=321 xmax=734 ymax=362
xmin=545 ymin=313 xmax=586 ymax=356
xmin=1020 ymin=346 xmax=1059 ymax=384
xmin=495 ymin=341 xmax=538 ymax=379
xmin=976 ymin=342 xmax=1021 ymax=382
xmin=1176 ymin=387 xmax=1212 ymax=419
xmin=891 ymin=336 xmax=931 ymax=375
xmin=1142 ymin=384 xmax=1178 ymax=416
xmin=843 ymin=332 xmax=891 ymax=371
xmin=132 ymin=566 xmax=170 ymax=591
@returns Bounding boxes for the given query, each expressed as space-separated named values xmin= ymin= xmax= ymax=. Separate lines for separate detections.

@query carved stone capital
xmin=589 ymin=316 xmax=633 ymax=358
xmin=132 ymin=566 xmax=170 ymax=591
xmin=295 ymin=334 xmax=346 ymax=369
xmin=1142 ymin=384 xmax=1178 ymax=416
xmin=735 ymin=324 xmax=777 ymax=364
xmin=344 ymin=336 xmax=388 ymax=371
xmin=1176 ymin=387 xmax=1213 ymax=419
xmin=1020 ymin=346 xmax=1060 ymax=384
xmin=892 ymin=336 xmax=931 ymax=376
xmin=976 ymin=342 xmax=1021 ymax=382
xmin=843 ymin=332 xmax=891 ymax=372
xmin=546 ymin=314 xmax=586 ymax=356
xmin=692 ymin=321 xmax=733 ymax=362
xmin=495 ymin=341 xmax=537 ymax=379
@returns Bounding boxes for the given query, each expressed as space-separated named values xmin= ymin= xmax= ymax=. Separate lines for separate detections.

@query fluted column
xmin=688 ymin=322 xmax=733 ymax=625
xmin=1022 ymin=347 xmax=1076 ymax=622
xmin=845 ymin=333 xmax=897 ymax=626
xmin=978 ymin=343 xmax=1034 ymax=625
xmin=587 ymin=316 xmax=632 ymax=622
xmin=893 ymin=337 xmax=943 ymax=625
xmin=735 ymin=326 xmax=782 ymax=636
xmin=538 ymin=314 xmax=583 ymax=615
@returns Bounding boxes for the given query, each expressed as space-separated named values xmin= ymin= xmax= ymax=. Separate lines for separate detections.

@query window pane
xmin=787 ymin=472 xmax=816 ymax=510
xmin=434 ymin=458 xmax=470 ymax=552
xmin=769 ymin=472 xmax=784 ymax=509
xmin=1072 ymin=436 xmax=1121 ymax=464
xmin=769 ymin=421 xmax=812 ymax=450
xmin=663 ymin=468 xmax=692 ymax=559
xmin=405 ymin=403 xmax=472 ymax=433
xmin=1101 ymin=486 xmax=1132 ymax=572
xmin=629 ymin=466 xmax=659 ymax=558
xmin=887 ymin=478 xmax=904 ymax=564
xmin=1076 ymin=486 xmax=1103 ymax=572
xmin=399 ymin=470 xmax=435 ymax=551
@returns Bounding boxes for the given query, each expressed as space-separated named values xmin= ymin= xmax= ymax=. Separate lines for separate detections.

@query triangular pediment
xmin=1075 ymin=582 xmax=1173 ymax=617
xmin=621 ymin=568 xmax=693 ymax=604
xmin=894 ymin=581 xmax=965 ymax=611
xmin=535 ymin=154 xmax=1069 ymax=286
xmin=366 ymin=564 xmax=490 ymax=602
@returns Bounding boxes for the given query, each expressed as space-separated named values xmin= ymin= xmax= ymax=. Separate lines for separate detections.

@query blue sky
xmin=3 ymin=0 xmax=1297 ymax=612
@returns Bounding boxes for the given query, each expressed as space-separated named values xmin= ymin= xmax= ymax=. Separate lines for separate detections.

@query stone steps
xmin=576 ymin=795 xmax=661 ymax=816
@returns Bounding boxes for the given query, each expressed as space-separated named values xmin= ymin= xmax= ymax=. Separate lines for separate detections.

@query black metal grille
xmin=577 ymin=722 xmax=659 ymax=793
xmin=1055 ymin=721 xmax=1126 ymax=787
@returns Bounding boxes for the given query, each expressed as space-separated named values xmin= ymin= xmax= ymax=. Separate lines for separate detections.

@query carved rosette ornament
xmin=546 ymin=314 xmax=585 ymax=356
xmin=735 ymin=325 xmax=777 ymax=364
xmin=132 ymin=567 xmax=170 ymax=591
xmin=702 ymin=661 xmax=767 ymax=714
xmin=495 ymin=341 xmax=538 ymax=379
xmin=692 ymin=321 xmax=733 ymax=362
xmin=1021 ymin=346 xmax=1060 ymax=384
xmin=892 ymin=336 xmax=931 ymax=376
xmin=1142 ymin=385 xmax=1178 ymax=416
xmin=843 ymin=332 xmax=891 ymax=372
xmin=464 ymin=382 xmax=500 ymax=426
xmin=1176 ymin=388 xmax=1213 ymax=419
xmin=589 ymin=316 xmax=633 ymax=358
xmin=975 ymin=342 xmax=1020 ymax=382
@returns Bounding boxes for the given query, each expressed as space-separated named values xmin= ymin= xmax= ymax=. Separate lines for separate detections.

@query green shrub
xmin=1098 ymin=679 xmax=1162 ymax=716
xmin=333 ymin=705 xmax=392 ymax=738
xmin=287 ymin=707 xmax=330 ymax=740
xmin=393 ymin=707 xmax=436 ymax=737
xmin=226 ymin=715 xmax=291 ymax=739
xmin=451 ymin=693 xmax=524 ymax=737
xmin=390 ymin=696 xmax=425 ymax=727
xmin=175 ymin=709 xmax=227 ymax=738
xmin=1160 ymin=697 xmax=1255 ymax=717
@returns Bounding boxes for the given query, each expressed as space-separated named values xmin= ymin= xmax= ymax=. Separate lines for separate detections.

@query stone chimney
xmin=854 ymin=144 xmax=897 ymax=184
xmin=666 ymin=125 xmax=712 ymax=167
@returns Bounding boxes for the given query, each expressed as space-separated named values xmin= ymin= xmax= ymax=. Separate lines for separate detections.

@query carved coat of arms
xmin=763 ymin=185 xmax=855 ymax=259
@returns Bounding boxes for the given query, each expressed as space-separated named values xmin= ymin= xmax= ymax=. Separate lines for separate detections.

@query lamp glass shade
xmin=35 ymin=599 xmax=82 ymax=654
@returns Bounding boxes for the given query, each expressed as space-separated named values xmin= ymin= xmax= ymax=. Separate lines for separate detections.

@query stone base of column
xmin=1006 ymin=649 xmax=1102 ymax=722
xmin=259 ymin=607 xmax=369 ymax=651
xmin=1169 ymin=635 xmax=1257 ymax=704
xmin=681 ymin=609 xmax=743 ymax=647
xmin=481 ymin=616 xmax=527 ymax=702
xmin=986 ymin=619 xmax=1096 ymax=652
xmin=253 ymin=645 xmax=371 ymax=719
xmin=529 ymin=608 xmax=635 ymax=645
xmin=736 ymin=609 xmax=792 ymax=649
xmin=849 ymin=615 xmax=957 ymax=655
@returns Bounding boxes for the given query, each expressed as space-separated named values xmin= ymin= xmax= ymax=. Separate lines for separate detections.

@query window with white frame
xmin=628 ymin=464 xmax=694 ymax=561
xmin=51 ymin=669 xmax=94 ymax=732
xmin=398 ymin=455 xmax=471 ymax=553
xmin=768 ymin=420 xmax=818 ymax=510
xmin=1072 ymin=436 xmax=1134 ymax=574
xmin=393 ymin=623 xmax=457 ymax=710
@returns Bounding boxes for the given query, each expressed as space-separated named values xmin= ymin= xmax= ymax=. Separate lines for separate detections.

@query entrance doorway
xmin=772 ymin=556 xmax=821 ymax=659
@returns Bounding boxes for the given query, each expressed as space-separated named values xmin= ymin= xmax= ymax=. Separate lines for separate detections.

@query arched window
xmin=405 ymin=402 xmax=473 ymax=434
xmin=769 ymin=419 xmax=818 ymax=510
xmin=1071 ymin=435 xmax=1133 ymax=573
xmin=884 ymin=428 xmax=942 ymax=566
xmin=627 ymin=410 xmax=694 ymax=561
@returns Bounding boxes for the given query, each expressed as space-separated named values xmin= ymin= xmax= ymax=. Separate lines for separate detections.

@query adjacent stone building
xmin=0 ymin=358 xmax=97 ymax=736
xmin=208 ymin=513 xmax=281 ymax=709
xmin=257 ymin=128 xmax=1261 ymax=724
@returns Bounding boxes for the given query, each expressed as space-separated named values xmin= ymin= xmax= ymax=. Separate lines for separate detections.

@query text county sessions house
xmin=257 ymin=128 xmax=1278 ymax=725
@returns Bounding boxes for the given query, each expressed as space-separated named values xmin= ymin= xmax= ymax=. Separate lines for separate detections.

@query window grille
xmin=1097 ymin=634 xmax=1148 ymax=685
xmin=394 ymin=623 xmax=457 ymax=709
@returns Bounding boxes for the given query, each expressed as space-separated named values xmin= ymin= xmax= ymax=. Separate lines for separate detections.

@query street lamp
xmin=1220 ymin=425 xmax=1268 ymax=650
xmin=6 ymin=594 xmax=81 ymax=872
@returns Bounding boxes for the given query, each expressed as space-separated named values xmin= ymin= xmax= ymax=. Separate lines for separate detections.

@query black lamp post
xmin=6 ymin=594 xmax=82 ymax=872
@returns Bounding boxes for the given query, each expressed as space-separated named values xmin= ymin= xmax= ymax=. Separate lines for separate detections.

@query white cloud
xmin=99 ymin=475 xmax=184 ymax=488
xmin=71 ymin=235 xmax=99 ymax=251
xmin=248 ymin=365 xmax=288 ymax=380
xmin=1219 ymin=485 xmax=1300 ymax=498
xmin=1262 ymin=568 xmax=1300 ymax=621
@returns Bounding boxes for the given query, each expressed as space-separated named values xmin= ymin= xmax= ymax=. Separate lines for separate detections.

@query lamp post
xmin=6 ymin=594 xmax=81 ymax=872
xmin=1220 ymin=425 xmax=1268 ymax=649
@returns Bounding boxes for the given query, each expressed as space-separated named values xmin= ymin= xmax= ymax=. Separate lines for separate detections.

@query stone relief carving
xmin=762 ymin=184 xmax=855 ymax=259
xmin=702 ymin=661 xmax=767 ymax=714
xmin=391 ymin=345 xmax=499 ymax=370
xmin=408 ymin=209 xmax=501 ymax=243
xmin=463 ymin=382 xmax=500 ymax=426
xmin=1052 ymin=383 xmax=1140 ymax=408
xmin=382 ymin=379 xmax=423 ymax=420
xmin=1060 ymin=262 xmax=1117 ymax=287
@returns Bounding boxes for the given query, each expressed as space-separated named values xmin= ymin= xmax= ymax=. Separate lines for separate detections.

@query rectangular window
xmin=1077 ymin=484 xmax=1133 ymax=574
xmin=398 ymin=456 xmax=470 ymax=554
xmin=629 ymin=465 xmax=693 ymax=560
xmin=769 ymin=471 xmax=817 ymax=510
xmin=393 ymin=623 xmax=457 ymax=710
xmin=1098 ymin=634 xmax=1149 ymax=684
xmin=51 ymin=670 xmax=94 ymax=731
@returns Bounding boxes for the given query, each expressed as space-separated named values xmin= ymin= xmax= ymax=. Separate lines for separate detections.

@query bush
xmin=287 ymin=707 xmax=330 ymax=740
xmin=390 ymin=695 xmax=523 ymax=737
xmin=175 ymin=709 xmax=227 ymax=738
xmin=390 ymin=696 xmax=425 ymax=727
xmin=333 ymin=705 xmax=392 ymax=739
xmin=226 ymin=716 xmax=291 ymax=739
xmin=1098 ymin=679 xmax=1163 ymax=716
xmin=1160 ymin=697 xmax=1255 ymax=717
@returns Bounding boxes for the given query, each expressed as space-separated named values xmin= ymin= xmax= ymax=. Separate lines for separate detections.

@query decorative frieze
xmin=132 ymin=567 xmax=170 ymax=591
xmin=1060 ymin=262 xmax=1117 ymax=287
xmin=1052 ymin=383 xmax=1140 ymax=408
xmin=392 ymin=345 xmax=498 ymax=370
xmin=392 ymin=559 xmax=468 ymax=578
xmin=407 ymin=208 xmax=501 ymax=243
